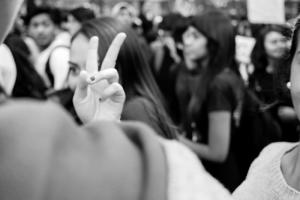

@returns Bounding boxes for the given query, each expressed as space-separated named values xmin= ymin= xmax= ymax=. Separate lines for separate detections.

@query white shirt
xmin=0 ymin=44 xmax=16 ymax=95
xmin=34 ymin=31 xmax=71 ymax=90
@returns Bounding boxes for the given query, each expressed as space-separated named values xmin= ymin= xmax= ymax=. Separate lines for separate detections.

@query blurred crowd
xmin=1 ymin=0 xmax=300 ymax=199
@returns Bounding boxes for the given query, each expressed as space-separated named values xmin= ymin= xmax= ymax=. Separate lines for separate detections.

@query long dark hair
xmin=74 ymin=17 xmax=177 ymax=139
xmin=251 ymin=25 xmax=290 ymax=73
xmin=290 ymin=20 xmax=300 ymax=59
xmin=187 ymin=10 xmax=239 ymax=123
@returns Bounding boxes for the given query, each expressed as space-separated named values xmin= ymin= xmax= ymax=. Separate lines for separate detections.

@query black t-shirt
xmin=176 ymin=66 xmax=245 ymax=191
xmin=249 ymin=71 xmax=277 ymax=105
xmin=202 ymin=69 xmax=244 ymax=191
xmin=196 ymin=68 xmax=244 ymax=143
xmin=176 ymin=66 xmax=243 ymax=142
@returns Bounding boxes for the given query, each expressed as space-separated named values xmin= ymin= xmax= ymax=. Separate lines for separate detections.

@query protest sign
xmin=247 ymin=0 xmax=285 ymax=24
xmin=235 ymin=35 xmax=256 ymax=64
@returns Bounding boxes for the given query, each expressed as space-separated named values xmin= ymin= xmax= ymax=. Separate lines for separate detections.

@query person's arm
xmin=180 ymin=76 xmax=235 ymax=162
xmin=0 ymin=0 xmax=23 ymax=44
xmin=180 ymin=111 xmax=231 ymax=162
xmin=49 ymin=47 xmax=70 ymax=90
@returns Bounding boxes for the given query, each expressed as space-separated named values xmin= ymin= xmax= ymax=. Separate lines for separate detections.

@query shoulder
xmin=49 ymin=46 xmax=70 ymax=67
xmin=257 ymin=142 xmax=298 ymax=161
xmin=125 ymin=96 xmax=153 ymax=110
xmin=49 ymin=32 xmax=71 ymax=59
xmin=246 ymin=142 xmax=298 ymax=173
xmin=209 ymin=69 xmax=244 ymax=101
xmin=123 ymin=96 xmax=155 ymax=119
xmin=233 ymin=142 xmax=298 ymax=200
xmin=50 ymin=45 xmax=70 ymax=57
xmin=122 ymin=96 xmax=164 ymax=136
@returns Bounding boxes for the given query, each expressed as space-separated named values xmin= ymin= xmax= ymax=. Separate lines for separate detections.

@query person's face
xmin=116 ymin=9 xmax=133 ymax=25
xmin=65 ymin=14 xmax=81 ymax=36
xmin=264 ymin=31 xmax=287 ymax=59
xmin=28 ymin=13 xmax=56 ymax=49
xmin=68 ymin=33 xmax=90 ymax=90
xmin=174 ymin=0 xmax=197 ymax=17
xmin=182 ymin=26 xmax=208 ymax=61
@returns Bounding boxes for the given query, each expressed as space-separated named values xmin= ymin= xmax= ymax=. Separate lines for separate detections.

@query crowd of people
xmin=0 ymin=0 xmax=300 ymax=199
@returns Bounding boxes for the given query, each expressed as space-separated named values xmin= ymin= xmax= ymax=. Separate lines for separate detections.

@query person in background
xmin=150 ymin=13 xmax=187 ymax=124
xmin=69 ymin=17 xmax=177 ymax=139
xmin=249 ymin=25 xmax=299 ymax=142
xmin=64 ymin=6 xmax=95 ymax=36
xmin=249 ymin=25 xmax=290 ymax=105
xmin=111 ymin=1 xmax=153 ymax=67
xmin=111 ymin=2 xmax=142 ymax=30
xmin=233 ymin=18 xmax=300 ymax=200
xmin=24 ymin=7 xmax=70 ymax=91
xmin=4 ymin=15 xmax=48 ymax=99
xmin=175 ymin=10 xmax=244 ymax=191
xmin=0 ymin=1 xmax=234 ymax=199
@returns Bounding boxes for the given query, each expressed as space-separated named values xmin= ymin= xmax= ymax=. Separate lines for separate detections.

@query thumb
xmin=101 ymin=82 xmax=125 ymax=104
xmin=74 ymin=70 xmax=89 ymax=102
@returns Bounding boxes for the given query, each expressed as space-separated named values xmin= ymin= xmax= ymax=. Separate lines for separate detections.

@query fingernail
xmin=90 ymin=76 xmax=95 ymax=81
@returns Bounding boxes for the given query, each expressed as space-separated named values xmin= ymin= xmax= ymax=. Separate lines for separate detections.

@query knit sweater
xmin=233 ymin=142 xmax=300 ymax=200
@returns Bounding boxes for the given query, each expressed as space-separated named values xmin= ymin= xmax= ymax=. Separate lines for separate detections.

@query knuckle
xmin=112 ymin=82 xmax=122 ymax=90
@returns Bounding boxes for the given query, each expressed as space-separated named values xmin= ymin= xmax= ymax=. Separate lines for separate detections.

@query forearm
xmin=179 ymin=112 xmax=231 ymax=162
xmin=179 ymin=136 xmax=226 ymax=162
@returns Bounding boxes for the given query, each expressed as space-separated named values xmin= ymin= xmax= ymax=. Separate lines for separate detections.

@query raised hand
xmin=73 ymin=33 xmax=127 ymax=123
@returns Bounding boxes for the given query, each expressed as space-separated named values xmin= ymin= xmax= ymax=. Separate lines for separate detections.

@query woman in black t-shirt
xmin=175 ymin=10 xmax=244 ymax=191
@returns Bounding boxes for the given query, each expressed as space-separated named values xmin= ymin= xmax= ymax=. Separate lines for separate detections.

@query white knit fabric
xmin=159 ymin=139 xmax=233 ymax=200
xmin=233 ymin=142 xmax=300 ymax=200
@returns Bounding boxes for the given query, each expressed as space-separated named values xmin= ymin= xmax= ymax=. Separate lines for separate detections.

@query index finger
xmin=100 ymin=32 xmax=127 ymax=70
xmin=86 ymin=36 xmax=99 ymax=74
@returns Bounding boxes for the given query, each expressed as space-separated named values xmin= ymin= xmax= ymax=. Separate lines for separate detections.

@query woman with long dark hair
xmin=250 ymin=25 xmax=290 ymax=105
xmin=250 ymin=25 xmax=299 ymax=142
xmin=68 ymin=17 xmax=177 ymax=139
xmin=176 ymin=10 xmax=244 ymax=191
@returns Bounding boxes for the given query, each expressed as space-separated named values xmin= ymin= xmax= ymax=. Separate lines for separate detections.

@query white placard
xmin=235 ymin=35 xmax=256 ymax=64
xmin=247 ymin=0 xmax=285 ymax=24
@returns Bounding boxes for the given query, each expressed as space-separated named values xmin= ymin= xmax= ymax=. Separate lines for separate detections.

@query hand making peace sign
xmin=73 ymin=33 xmax=127 ymax=123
